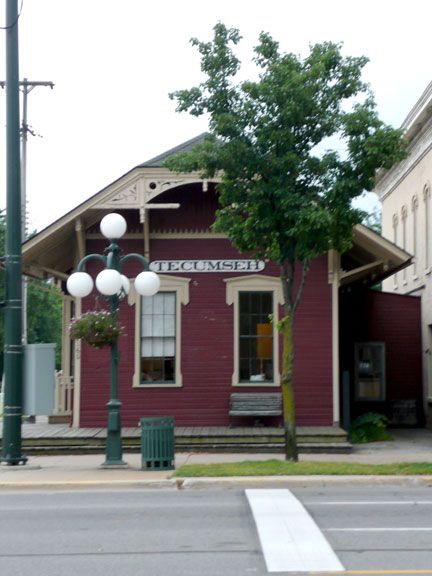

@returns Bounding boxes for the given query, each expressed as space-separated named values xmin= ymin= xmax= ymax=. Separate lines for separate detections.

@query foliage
xmin=350 ymin=412 xmax=391 ymax=444
xmin=362 ymin=207 xmax=382 ymax=234
xmin=166 ymin=23 xmax=407 ymax=461
xmin=69 ymin=310 xmax=122 ymax=348
xmin=173 ymin=460 xmax=432 ymax=477
xmin=27 ymin=280 xmax=63 ymax=368
xmin=0 ymin=210 xmax=63 ymax=374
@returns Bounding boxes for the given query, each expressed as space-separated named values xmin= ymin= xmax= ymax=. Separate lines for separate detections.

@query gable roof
xmin=139 ymin=133 xmax=209 ymax=167
xmin=19 ymin=134 xmax=411 ymax=286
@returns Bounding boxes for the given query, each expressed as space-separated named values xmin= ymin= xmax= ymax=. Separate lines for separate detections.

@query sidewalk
xmin=1 ymin=429 xmax=432 ymax=489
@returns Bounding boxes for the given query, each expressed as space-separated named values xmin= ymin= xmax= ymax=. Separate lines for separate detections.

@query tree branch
xmin=293 ymin=260 xmax=309 ymax=313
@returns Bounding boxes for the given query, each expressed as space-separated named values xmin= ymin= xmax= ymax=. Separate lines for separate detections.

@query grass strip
xmin=173 ymin=460 xmax=432 ymax=477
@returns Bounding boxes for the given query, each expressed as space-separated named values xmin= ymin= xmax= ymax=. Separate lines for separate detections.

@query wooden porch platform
xmin=0 ymin=422 xmax=351 ymax=454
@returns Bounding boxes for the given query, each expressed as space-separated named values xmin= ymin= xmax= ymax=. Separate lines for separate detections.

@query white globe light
xmin=120 ymin=274 xmax=130 ymax=295
xmin=135 ymin=271 xmax=160 ymax=296
xmin=66 ymin=272 xmax=94 ymax=298
xmin=100 ymin=213 xmax=127 ymax=239
xmin=95 ymin=269 xmax=122 ymax=295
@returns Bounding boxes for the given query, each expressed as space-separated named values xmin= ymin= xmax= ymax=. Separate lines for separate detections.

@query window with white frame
xmin=141 ymin=292 xmax=176 ymax=383
xmin=225 ymin=274 xmax=283 ymax=386
xmin=239 ymin=291 xmax=274 ymax=382
xmin=132 ymin=274 xmax=190 ymax=388
xmin=355 ymin=342 xmax=385 ymax=401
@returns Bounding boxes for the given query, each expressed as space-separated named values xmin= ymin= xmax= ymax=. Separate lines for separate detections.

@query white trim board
xmin=246 ymin=489 xmax=344 ymax=573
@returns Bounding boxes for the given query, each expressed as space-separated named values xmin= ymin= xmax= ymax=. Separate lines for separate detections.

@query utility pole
xmin=0 ymin=79 xmax=54 ymax=343
xmin=2 ymin=0 xmax=26 ymax=465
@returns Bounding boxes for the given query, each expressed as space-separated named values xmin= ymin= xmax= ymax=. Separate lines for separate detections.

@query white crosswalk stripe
xmin=246 ymin=488 xmax=344 ymax=573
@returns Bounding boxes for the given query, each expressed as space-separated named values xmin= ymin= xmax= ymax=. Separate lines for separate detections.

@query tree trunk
xmin=281 ymin=311 xmax=298 ymax=461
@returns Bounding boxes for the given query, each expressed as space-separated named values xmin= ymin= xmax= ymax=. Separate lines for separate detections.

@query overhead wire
xmin=0 ymin=0 xmax=24 ymax=30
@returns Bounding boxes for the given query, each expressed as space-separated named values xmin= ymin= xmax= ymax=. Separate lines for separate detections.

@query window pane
xmin=142 ymin=315 xmax=153 ymax=337
xmin=238 ymin=291 xmax=273 ymax=382
xmin=153 ymin=315 xmax=164 ymax=337
xmin=163 ymin=338 xmax=175 ymax=357
xmin=164 ymin=293 xmax=175 ymax=315
xmin=142 ymin=296 xmax=153 ymax=315
xmin=250 ymin=293 xmax=261 ymax=313
xmin=164 ymin=358 xmax=175 ymax=382
xmin=141 ymin=292 xmax=177 ymax=384
xmin=261 ymin=292 xmax=272 ymax=314
xmin=141 ymin=338 xmax=152 ymax=357
xmin=153 ymin=293 xmax=164 ymax=314
xmin=240 ymin=313 xmax=251 ymax=336
xmin=164 ymin=314 xmax=175 ymax=337
xmin=355 ymin=343 xmax=385 ymax=401
xmin=239 ymin=292 xmax=250 ymax=314
xmin=152 ymin=337 xmax=164 ymax=356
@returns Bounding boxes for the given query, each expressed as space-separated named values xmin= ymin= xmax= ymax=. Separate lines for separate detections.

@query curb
xmin=177 ymin=475 xmax=432 ymax=488
xmin=0 ymin=479 xmax=178 ymax=490
xmin=0 ymin=475 xmax=432 ymax=490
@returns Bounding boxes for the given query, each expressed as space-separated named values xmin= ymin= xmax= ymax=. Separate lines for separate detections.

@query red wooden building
xmin=23 ymin=135 xmax=424 ymax=430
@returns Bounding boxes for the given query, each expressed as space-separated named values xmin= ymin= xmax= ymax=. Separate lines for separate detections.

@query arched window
xmin=423 ymin=183 xmax=431 ymax=271
xmin=401 ymin=205 xmax=408 ymax=284
xmin=411 ymin=195 xmax=419 ymax=278
xmin=392 ymin=213 xmax=399 ymax=289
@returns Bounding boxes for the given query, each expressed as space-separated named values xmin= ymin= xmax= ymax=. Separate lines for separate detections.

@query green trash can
xmin=140 ymin=416 xmax=175 ymax=470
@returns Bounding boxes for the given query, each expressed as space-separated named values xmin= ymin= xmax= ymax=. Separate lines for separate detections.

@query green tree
xmin=166 ymin=23 xmax=406 ymax=460
xmin=363 ymin=207 xmax=382 ymax=234
xmin=27 ymin=280 xmax=63 ymax=368
xmin=0 ymin=212 xmax=63 ymax=376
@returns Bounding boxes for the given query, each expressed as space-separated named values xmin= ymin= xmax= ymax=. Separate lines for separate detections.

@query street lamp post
xmin=67 ymin=213 xmax=160 ymax=467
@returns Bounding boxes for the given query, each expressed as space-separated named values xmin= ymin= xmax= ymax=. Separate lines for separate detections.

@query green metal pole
xmin=103 ymin=242 xmax=126 ymax=467
xmin=2 ymin=0 xmax=26 ymax=465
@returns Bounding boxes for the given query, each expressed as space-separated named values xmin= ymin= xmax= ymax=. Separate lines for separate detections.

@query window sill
xmin=133 ymin=382 xmax=182 ymax=389
xmin=233 ymin=381 xmax=281 ymax=387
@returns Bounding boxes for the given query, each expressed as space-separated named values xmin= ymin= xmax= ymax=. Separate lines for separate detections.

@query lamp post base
xmin=105 ymin=398 xmax=125 ymax=467
xmin=100 ymin=460 xmax=129 ymax=469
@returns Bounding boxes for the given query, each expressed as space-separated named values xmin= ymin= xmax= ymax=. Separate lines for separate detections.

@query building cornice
xmin=375 ymin=114 xmax=432 ymax=201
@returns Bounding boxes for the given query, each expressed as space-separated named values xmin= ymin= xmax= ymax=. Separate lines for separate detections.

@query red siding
xmin=78 ymin=187 xmax=333 ymax=427
xmin=340 ymin=288 xmax=423 ymax=422
xmin=366 ymin=291 xmax=422 ymax=402
xmin=79 ymin=238 xmax=333 ymax=427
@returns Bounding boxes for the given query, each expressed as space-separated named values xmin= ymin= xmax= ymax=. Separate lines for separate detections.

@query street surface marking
xmin=320 ymin=571 xmax=432 ymax=575
xmin=306 ymin=501 xmax=432 ymax=506
xmin=326 ymin=528 xmax=432 ymax=532
xmin=246 ymin=489 xmax=344 ymax=573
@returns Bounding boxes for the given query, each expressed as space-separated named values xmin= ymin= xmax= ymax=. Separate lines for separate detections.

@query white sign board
xmin=149 ymin=260 xmax=265 ymax=273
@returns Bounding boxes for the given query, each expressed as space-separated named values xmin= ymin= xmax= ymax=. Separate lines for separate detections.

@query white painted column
xmin=328 ymin=250 xmax=340 ymax=425
xmin=72 ymin=298 xmax=82 ymax=428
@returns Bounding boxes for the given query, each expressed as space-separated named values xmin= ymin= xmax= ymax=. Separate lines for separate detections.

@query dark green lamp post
xmin=1 ymin=0 xmax=27 ymax=465
xmin=67 ymin=213 xmax=160 ymax=467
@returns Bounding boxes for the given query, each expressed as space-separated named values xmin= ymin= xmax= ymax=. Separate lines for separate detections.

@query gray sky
xmin=0 ymin=0 xmax=431 ymax=231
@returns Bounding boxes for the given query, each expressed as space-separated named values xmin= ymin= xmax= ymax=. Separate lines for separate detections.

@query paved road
xmin=294 ymin=484 xmax=432 ymax=573
xmin=1 ymin=485 xmax=432 ymax=575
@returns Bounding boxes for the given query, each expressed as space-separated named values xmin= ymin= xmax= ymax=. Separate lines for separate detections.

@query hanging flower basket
xmin=69 ymin=310 xmax=123 ymax=348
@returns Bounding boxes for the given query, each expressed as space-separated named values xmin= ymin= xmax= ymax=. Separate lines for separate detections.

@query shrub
xmin=350 ymin=412 xmax=391 ymax=444
xmin=69 ymin=310 xmax=122 ymax=348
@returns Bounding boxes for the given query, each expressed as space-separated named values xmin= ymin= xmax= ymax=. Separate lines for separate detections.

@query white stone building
xmin=375 ymin=81 xmax=432 ymax=419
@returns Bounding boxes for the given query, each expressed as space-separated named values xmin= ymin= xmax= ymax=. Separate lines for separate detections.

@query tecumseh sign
xmin=149 ymin=260 xmax=265 ymax=273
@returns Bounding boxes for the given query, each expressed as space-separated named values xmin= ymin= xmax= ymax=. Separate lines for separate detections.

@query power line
xmin=0 ymin=78 xmax=54 ymax=344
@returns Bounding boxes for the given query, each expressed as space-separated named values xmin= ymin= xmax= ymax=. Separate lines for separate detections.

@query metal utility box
xmin=23 ymin=343 xmax=56 ymax=416
xmin=140 ymin=416 xmax=175 ymax=470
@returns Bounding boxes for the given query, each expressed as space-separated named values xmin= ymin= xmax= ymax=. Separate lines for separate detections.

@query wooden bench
xmin=229 ymin=393 xmax=283 ymax=417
